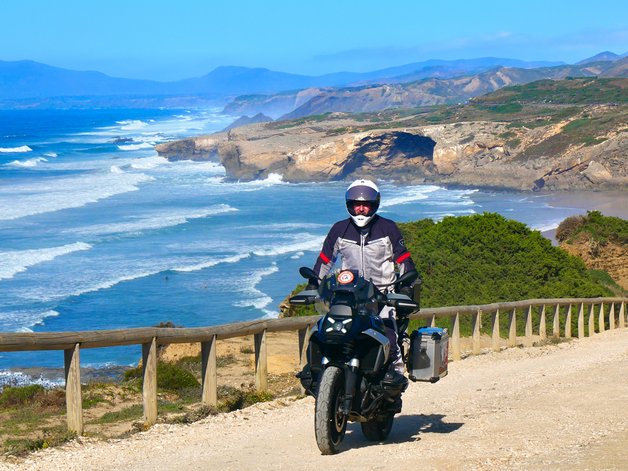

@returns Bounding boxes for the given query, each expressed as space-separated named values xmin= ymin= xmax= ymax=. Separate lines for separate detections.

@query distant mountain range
xmin=226 ymin=56 xmax=628 ymax=120
xmin=0 ymin=52 xmax=625 ymax=109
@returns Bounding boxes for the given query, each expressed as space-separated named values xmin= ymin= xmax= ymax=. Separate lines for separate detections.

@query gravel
xmin=2 ymin=329 xmax=627 ymax=471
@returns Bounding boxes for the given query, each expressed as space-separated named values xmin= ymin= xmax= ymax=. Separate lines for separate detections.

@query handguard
xmin=289 ymin=289 xmax=318 ymax=305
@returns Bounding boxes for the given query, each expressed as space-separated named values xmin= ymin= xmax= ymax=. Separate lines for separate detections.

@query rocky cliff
xmin=156 ymin=78 xmax=628 ymax=191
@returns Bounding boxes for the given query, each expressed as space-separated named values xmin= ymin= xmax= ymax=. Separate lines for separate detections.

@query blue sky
xmin=2 ymin=0 xmax=626 ymax=80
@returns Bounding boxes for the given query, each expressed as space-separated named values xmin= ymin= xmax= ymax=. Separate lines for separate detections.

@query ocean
xmin=0 ymin=108 xmax=605 ymax=380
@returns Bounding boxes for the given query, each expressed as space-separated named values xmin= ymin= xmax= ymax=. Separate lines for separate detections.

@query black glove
xmin=305 ymin=278 xmax=319 ymax=291
xmin=399 ymin=285 xmax=413 ymax=298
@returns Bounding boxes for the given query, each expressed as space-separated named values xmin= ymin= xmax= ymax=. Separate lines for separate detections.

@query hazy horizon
xmin=1 ymin=0 xmax=626 ymax=81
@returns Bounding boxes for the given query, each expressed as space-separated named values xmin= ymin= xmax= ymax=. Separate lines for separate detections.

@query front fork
xmin=341 ymin=360 xmax=360 ymax=415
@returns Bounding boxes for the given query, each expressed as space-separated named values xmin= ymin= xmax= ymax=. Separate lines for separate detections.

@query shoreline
xmin=1 ymin=188 xmax=625 ymax=383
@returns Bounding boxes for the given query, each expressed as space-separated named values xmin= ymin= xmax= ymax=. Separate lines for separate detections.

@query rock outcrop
xmin=156 ymin=106 xmax=628 ymax=191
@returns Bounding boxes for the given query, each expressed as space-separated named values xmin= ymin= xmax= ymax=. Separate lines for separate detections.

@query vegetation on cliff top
xmin=556 ymin=210 xmax=628 ymax=245
xmin=268 ymin=78 xmax=626 ymax=129
xmin=399 ymin=213 xmax=612 ymax=307
xmin=266 ymin=78 xmax=627 ymax=159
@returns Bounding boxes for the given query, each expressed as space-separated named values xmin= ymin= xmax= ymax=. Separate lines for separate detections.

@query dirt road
xmin=4 ymin=329 xmax=627 ymax=471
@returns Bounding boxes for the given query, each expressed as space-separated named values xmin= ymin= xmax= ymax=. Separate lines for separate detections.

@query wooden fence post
xmin=491 ymin=309 xmax=500 ymax=352
xmin=609 ymin=303 xmax=615 ymax=330
xmin=254 ymin=329 xmax=268 ymax=392
xmin=524 ymin=305 xmax=533 ymax=347
xmin=508 ymin=308 xmax=517 ymax=347
xmin=142 ymin=337 xmax=158 ymax=426
xmin=552 ymin=304 xmax=560 ymax=338
xmin=598 ymin=303 xmax=605 ymax=333
xmin=565 ymin=304 xmax=572 ymax=338
xmin=298 ymin=327 xmax=310 ymax=369
xmin=64 ymin=343 xmax=83 ymax=435
xmin=450 ymin=312 xmax=461 ymax=361
xmin=201 ymin=335 xmax=217 ymax=407
xmin=578 ymin=302 xmax=585 ymax=338
xmin=298 ymin=326 xmax=310 ymax=394
xmin=539 ymin=305 xmax=546 ymax=341
xmin=472 ymin=309 xmax=481 ymax=355
xmin=588 ymin=304 xmax=596 ymax=336
xmin=620 ymin=301 xmax=626 ymax=329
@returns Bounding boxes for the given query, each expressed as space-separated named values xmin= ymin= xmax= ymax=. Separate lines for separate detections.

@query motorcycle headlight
xmin=324 ymin=316 xmax=352 ymax=334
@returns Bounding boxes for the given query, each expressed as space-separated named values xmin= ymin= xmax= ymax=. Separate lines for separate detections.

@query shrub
xmin=556 ymin=215 xmax=585 ymax=242
xmin=557 ymin=211 xmax=628 ymax=245
xmin=123 ymin=362 xmax=200 ymax=392
xmin=219 ymin=386 xmax=274 ymax=412
xmin=0 ymin=385 xmax=44 ymax=407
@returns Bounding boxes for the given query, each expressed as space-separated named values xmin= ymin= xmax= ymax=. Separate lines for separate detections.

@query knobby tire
xmin=314 ymin=366 xmax=347 ymax=454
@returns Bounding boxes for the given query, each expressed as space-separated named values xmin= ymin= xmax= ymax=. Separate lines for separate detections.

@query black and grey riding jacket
xmin=313 ymin=215 xmax=416 ymax=290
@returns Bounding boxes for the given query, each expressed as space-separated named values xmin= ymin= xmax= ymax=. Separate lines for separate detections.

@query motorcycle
xmin=289 ymin=266 xmax=419 ymax=454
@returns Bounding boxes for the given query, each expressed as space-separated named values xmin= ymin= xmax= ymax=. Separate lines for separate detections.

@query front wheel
xmin=314 ymin=366 xmax=347 ymax=454
xmin=360 ymin=413 xmax=394 ymax=441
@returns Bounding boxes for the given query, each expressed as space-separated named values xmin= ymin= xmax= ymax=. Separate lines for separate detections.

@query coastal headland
xmin=156 ymin=78 xmax=628 ymax=192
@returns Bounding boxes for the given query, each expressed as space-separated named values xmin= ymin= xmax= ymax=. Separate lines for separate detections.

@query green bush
xmin=124 ymin=362 xmax=200 ymax=392
xmin=398 ymin=213 xmax=612 ymax=309
xmin=0 ymin=385 xmax=45 ymax=407
xmin=569 ymin=211 xmax=627 ymax=245
xmin=555 ymin=215 xmax=585 ymax=242
xmin=219 ymin=387 xmax=274 ymax=412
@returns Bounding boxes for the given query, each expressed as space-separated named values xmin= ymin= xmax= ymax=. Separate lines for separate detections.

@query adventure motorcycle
xmin=290 ymin=266 xmax=419 ymax=454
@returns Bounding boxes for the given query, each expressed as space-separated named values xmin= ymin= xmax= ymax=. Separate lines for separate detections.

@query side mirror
xmin=299 ymin=266 xmax=318 ymax=280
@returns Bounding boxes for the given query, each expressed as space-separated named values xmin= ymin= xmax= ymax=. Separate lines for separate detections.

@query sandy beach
xmin=537 ymin=189 xmax=626 ymax=243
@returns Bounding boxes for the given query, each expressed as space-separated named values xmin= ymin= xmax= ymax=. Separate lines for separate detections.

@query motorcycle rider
xmin=308 ymin=179 xmax=419 ymax=386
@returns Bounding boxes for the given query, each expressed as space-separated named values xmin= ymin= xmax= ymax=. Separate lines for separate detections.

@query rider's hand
xmin=305 ymin=278 xmax=319 ymax=291
xmin=399 ymin=285 xmax=413 ymax=298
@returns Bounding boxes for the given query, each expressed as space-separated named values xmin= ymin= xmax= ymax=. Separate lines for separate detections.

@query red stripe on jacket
xmin=396 ymin=252 xmax=411 ymax=264
xmin=319 ymin=251 xmax=331 ymax=264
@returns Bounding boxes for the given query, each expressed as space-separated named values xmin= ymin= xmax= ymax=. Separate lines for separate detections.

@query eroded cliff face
xmin=561 ymin=236 xmax=628 ymax=290
xmin=155 ymin=110 xmax=628 ymax=191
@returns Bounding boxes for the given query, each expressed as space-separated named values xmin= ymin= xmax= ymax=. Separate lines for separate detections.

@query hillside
xmin=556 ymin=211 xmax=628 ymax=291
xmin=157 ymin=78 xmax=628 ymax=191
xmin=222 ymin=59 xmax=628 ymax=119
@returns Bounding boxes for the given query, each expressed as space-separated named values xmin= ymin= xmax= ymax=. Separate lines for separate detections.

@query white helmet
xmin=345 ymin=179 xmax=380 ymax=227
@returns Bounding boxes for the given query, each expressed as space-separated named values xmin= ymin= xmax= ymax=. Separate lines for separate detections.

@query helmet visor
xmin=347 ymin=200 xmax=376 ymax=217
xmin=345 ymin=185 xmax=379 ymax=203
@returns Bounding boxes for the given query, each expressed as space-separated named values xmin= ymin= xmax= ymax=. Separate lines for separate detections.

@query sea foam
xmin=117 ymin=143 xmax=154 ymax=151
xmin=0 ymin=171 xmax=153 ymax=221
xmin=234 ymin=264 xmax=280 ymax=316
xmin=0 ymin=371 xmax=64 ymax=391
xmin=0 ymin=145 xmax=32 ymax=153
xmin=69 ymin=204 xmax=238 ymax=236
xmin=3 ymin=157 xmax=47 ymax=168
xmin=0 ymin=243 xmax=92 ymax=281
xmin=0 ymin=309 xmax=60 ymax=333
xmin=116 ymin=120 xmax=149 ymax=131
xmin=251 ymin=235 xmax=324 ymax=257
xmin=172 ymin=253 xmax=251 ymax=273
xmin=380 ymin=185 xmax=439 ymax=207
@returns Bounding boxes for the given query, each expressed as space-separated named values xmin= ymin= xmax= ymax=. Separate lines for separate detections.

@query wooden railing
xmin=0 ymin=297 xmax=625 ymax=435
